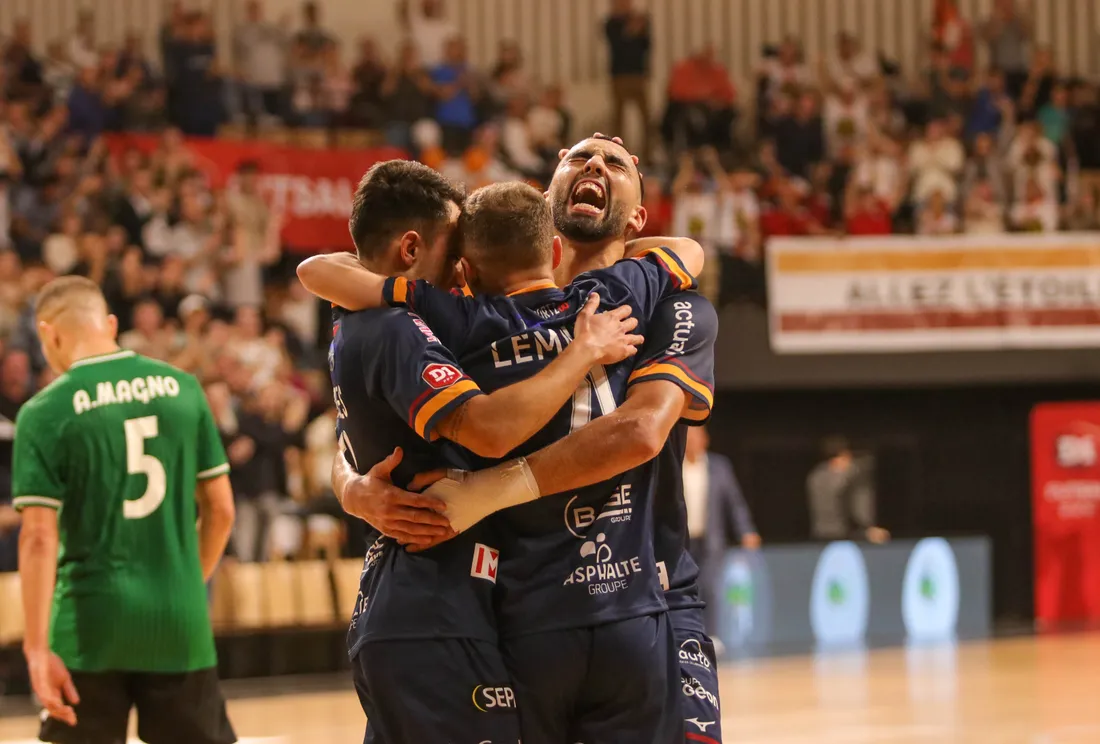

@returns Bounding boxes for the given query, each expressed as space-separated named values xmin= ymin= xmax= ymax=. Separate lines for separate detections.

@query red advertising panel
xmin=1031 ymin=402 xmax=1100 ymax=626
xmin=105 ymin=134 xmax=408 ymax=253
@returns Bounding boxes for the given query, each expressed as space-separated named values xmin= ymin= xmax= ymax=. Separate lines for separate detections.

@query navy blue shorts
xmin=502 ymin=613 xmax=680 ymax=744
xmin=352 ymin=637 xmax=520 ymax=744
xmin=670 ymin=607 xmax=723 ymax=744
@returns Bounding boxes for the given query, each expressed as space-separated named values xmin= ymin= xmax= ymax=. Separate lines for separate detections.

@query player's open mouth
xmin=569 ymin=178 xmax=607 ymax=216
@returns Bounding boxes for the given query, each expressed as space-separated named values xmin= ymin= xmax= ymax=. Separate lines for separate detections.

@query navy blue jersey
xmin=626 ymin=293 xmax=718 ymax=611
xmin=382 ymin=249 xmax=695 ymax=637
xmin=330 ymin=305 xmax=504 ymax=653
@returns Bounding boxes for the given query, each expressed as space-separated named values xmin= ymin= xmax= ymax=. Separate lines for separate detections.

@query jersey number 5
xmin=123 ymin=415 xmax=167 ymax=519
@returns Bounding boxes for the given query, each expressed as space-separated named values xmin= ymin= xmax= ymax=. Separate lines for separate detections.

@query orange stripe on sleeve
xmin=628 ymin=362 xmax=714 ymax=410
xmin=412 ymin=379 xmax=481 ymax=439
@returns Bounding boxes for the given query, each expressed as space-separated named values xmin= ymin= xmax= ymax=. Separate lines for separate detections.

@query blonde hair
xmin=35 ymin=275 xmax=109 ymax=324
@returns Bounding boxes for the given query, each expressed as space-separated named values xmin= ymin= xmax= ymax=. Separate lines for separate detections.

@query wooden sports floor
xmin=2 ymin=633 xmax=1100 ymax=744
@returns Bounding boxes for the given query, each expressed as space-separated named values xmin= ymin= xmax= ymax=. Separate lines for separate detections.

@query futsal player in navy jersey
xmin=324 ymin=160 xmax=649 ymax=744
xmin=308 ymin=136 xmax=725 ymax=743
xmin=302 ymin=181 xmax=702 ymax=744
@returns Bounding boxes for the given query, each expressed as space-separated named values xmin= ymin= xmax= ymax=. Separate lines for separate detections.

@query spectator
xmin=981 ymin=0 xmax=1033 ymax=99
xmin=717 ymin=170 xmax=763 ymax=262
xmin=852 ymin=134 xmax=904 ymax=212
xmin=761 ymin=178 xmax=828 ymax=239
xmin=280 ymin=277 xmax=322 ymax=352
xmin=1065 ymin=188 xmax=1100 ymax=231
xmin=168 ymin=194 xmax=221 ymax=299
xmin=808 ymin=437 xmax=889 ymax=543
xmin=909 ymin=118 xmax=965 ymax=204
xmin=827 ymin=32 xmax=878 ymax=91
xmin=501 ymin=96 xmax=548 ymax=182
xmin=488 ymin=40 xmax=528 ymax=117
xmin=604 ymin=0 xmax=652 ymax=158
xmin=663 ymin=45 xmax=738 ymax=157
xmin=119 ymin=297 xmax=171 ymax=360
xmin=233 ymin=0 xmax=290 ymax=124
xmin=823 ymin=80 xmax=869 ymax=160
xmin=1010 ymin=177 xmax=1059 ymax=231
xmin=68 ymin=10 xmax=98 ymax=71
xmin=967 ymin=68 xmax=1013 ymax=140
xmin=167 ymin=12 xmax=224 ymax=136
xmin=963 ymin=179 xmax=1007 ymax=233
xmin=429 ymin=36 xmax=480 ymax=155
xmin=41 ymin=211 xmax=83 ymax=275
xmin=844 ymin=184 xmax=894 ymax=236
xmin=761 ymin=37 xmax=811 ymax=104
xmin=400 ymin=0 xmax=457 ymax=69
xmin=294 ymin=1 xmax=335 ymax=65
xmin=348 ymin=38 xmax=387 ymax=128
xmin=528 ymin=85 xmax=571 ymax=159
xmin=381 ymin=41 xmax=434 ymax=151
xmin=1019 ymin=45 xmax=1056 ymax=118
xmin=670 ymin=149 xmax=725 ymax=302
xmin=1006 ymin=120 xmax=1059 ymax=200
xmin=300 ymin=405 xmax=346 ymax=558
xmin=42 ymin=41 xmax=77 ymax=103
xmin=0 ymin=349 xmax=31 ymax=572
xmin=917 ymin=190 xmax=959 ymax=235
xmin=682 ymin=425 xmax=759 ymax=639
xmin=5 ymin=19 xmax=43 ymax=93
xmin=226 ymin=161 xmax=280 ymax=308
xmin=1071 ymin=82 xmax=1100 ymax=199
xmin=67 ymin=66 xmax=108 ymax=142
xmin=1037 ymin=83 xmax=1070 ymax=147
xmin=932 ymin=0 xmax=974 ymax=72
xmin=320 ymin=43 xmax=354 ymax=126
xmin=962 ymin=131 xmax=1008 ymax=204
xmin=772 ymin=92 xmax=825 ymax=178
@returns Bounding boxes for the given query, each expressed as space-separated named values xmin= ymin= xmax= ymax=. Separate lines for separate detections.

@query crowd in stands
xmin=3 ymin=0 xmax=1100 ymax=569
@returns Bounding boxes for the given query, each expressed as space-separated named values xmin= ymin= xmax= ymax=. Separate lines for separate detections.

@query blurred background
xmin=1 ymin=0 xmax=1100 ymax=739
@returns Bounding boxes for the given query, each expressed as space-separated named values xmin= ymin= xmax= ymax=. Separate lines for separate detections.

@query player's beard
xmin=551 ymin=188 xmax=633 ymax=244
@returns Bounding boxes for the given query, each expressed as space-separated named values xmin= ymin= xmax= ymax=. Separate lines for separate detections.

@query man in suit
xmin=806 ymin=435 xmax=890 ymax=544
xmin=682 ymin=425 xmax=760 ymax=635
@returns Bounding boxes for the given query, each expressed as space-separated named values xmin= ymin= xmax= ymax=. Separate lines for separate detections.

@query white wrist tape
xmin=424 ymin=457 xmax=541 ymax=534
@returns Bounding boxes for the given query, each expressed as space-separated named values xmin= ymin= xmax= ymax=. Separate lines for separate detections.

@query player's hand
xmin=572 ymin=293 xmax=644 ymax=365
xmin=25 ymin=649 xmax=79 ymax=726
xmin=344 ymin=448 xmax=456 ymax=547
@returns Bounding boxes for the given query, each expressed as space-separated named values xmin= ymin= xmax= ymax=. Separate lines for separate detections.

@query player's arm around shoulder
xmin=626 ymin=236 xmax=705 ymax=279
xmin=296 ymin=252 xmax=388 ymax=311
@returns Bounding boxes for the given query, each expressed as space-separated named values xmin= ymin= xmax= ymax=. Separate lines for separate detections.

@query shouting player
xmin=12 ymin=276 xmax=237 ymax=744
xmin=322 ymin=135 xmax=725 ymax=744
xmin=317 ymin=160 xmax=649 ymax=743
xmin=300 ymin=178 xmax=703 ymax=744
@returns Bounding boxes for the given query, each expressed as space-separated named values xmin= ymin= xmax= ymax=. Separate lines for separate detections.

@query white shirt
xmin=528 ymin=105 xmax=564 ymax=147
xmin=1011 ymin=201 xmax=1060 ymax=232
xmin=715 ymin=189 xmax=760 ymax=250
xmin=823 ymin=94 xmax=869 ymax=158
xmin=501 ymin=116 xmax=544 ymax=172
xmin=672 ymin=191 xmax=719 ymax=247
xmin=827 ymin=52 xmax=878 ymax=89
xmin=853 ymin=155 xmax=901 ymax=206
xmin=908 ymin=138 xmax=965 ymax=203
xmin=409 ymin=15 xmax=457 ymax=68
xmin=682 ymin=456 xmax=709 ymax=540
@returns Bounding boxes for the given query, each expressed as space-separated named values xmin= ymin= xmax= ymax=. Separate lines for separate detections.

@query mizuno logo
xmin=687 ymin=718 xmax=715 ymax=732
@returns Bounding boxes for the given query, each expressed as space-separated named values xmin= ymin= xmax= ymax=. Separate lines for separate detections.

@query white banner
xmin=766 ymin=234 xmax=1100 ymax=353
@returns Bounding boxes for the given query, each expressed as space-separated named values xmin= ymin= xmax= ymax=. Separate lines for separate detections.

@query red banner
xmin=1031 ymin=402 xmax=1100 ymax=626
xmin=105 ymin=134 xmax=409 ymax=253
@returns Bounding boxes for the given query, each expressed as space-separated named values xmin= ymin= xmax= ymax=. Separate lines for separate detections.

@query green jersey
xmin=11 ymin=349 xmax=229 ymax=673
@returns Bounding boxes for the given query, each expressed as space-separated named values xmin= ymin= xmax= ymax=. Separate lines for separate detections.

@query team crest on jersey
xmin=423 ymin=363 xmax=461 ymax=389
xmin=470 ymin=543 xmax=499 ymax=582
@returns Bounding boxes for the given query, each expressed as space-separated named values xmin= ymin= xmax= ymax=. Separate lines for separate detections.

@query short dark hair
xmin=459 ymin=182 xmax=554 ymax=277
xmin=348 ymin=160 xmax=465 ymax=261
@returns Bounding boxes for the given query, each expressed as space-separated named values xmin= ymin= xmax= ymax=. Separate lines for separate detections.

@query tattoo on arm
xmin=442 ymin=400 xmax=469 ymax=442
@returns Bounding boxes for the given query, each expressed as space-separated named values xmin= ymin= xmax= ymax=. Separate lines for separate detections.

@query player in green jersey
xmin=12 ymin=276 xmax=237 ymax=744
